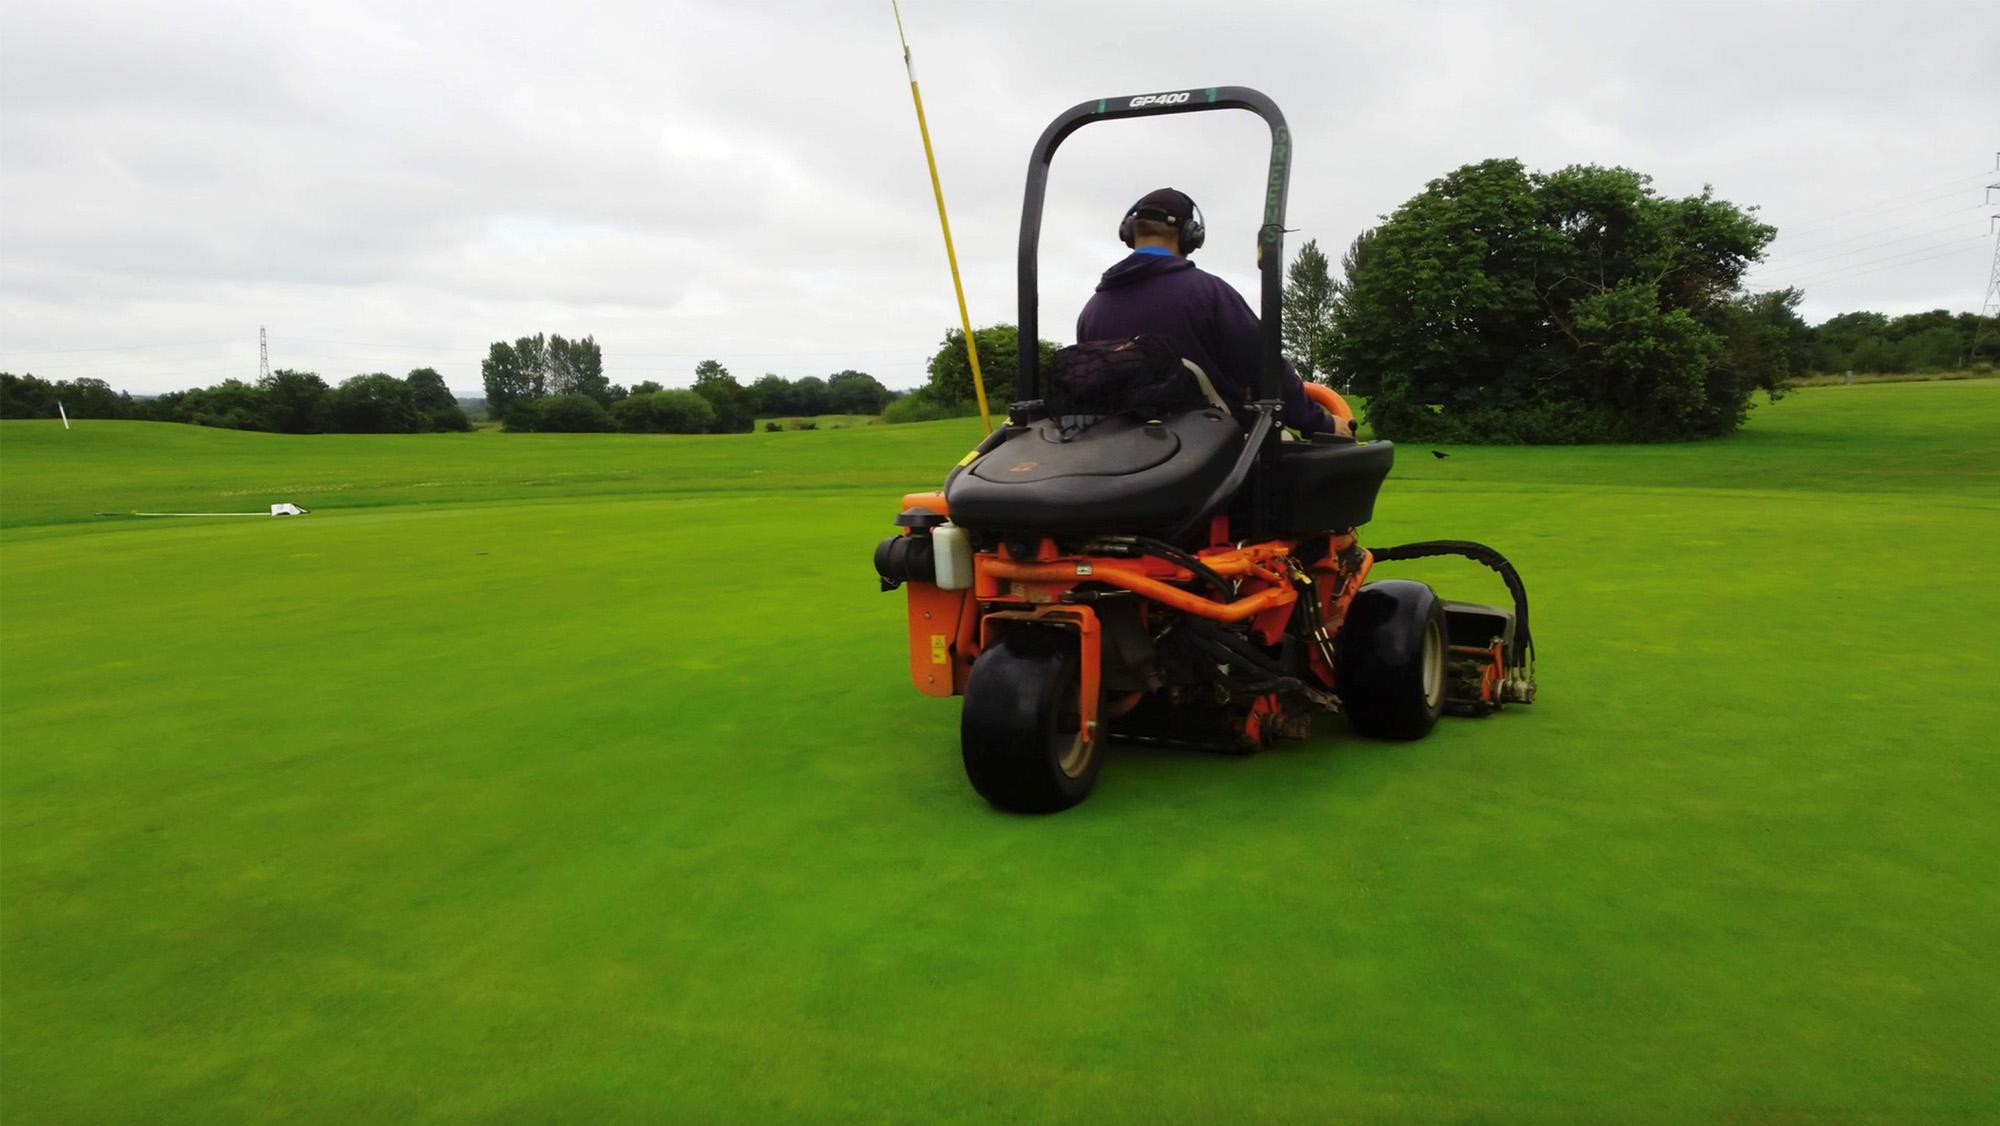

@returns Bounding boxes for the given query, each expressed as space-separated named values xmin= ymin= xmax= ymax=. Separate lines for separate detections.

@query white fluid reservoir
xmin=932 ymin=523 xmax=972 ymax=591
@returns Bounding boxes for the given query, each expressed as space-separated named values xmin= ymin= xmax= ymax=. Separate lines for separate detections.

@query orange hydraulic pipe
xmin=981 ymin=559 xmax=1296 ymax=623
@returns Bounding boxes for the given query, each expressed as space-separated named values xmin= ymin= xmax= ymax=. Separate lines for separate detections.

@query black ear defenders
xmin=1118 ymin=198 xmax=1206 ymax=255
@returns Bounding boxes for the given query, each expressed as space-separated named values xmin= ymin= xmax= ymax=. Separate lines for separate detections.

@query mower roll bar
xmin=1015 ymin=86 xmax=1292 ymax=409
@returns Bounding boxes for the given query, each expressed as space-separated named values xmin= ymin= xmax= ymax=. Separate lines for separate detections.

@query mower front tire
xmin=961 ymin=630 xmax=1100 ymax=813
xmin=1337 ymin=579 xmax=1446 ymax=740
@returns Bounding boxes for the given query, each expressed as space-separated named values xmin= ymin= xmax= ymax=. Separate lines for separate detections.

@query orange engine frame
xmin=895 ymin=490 xmax=1376 ymax=709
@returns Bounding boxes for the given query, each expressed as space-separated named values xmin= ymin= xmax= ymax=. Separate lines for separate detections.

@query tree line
xmin=1800 ymin=310 xmax=1996 ymax=375
xmin=4 ymin=337 xmax=901 ymax=436
xmin=1 ymin=369 xmax=470 ymax=432
xmin=485 ymin=337 xmax=897 ymax=433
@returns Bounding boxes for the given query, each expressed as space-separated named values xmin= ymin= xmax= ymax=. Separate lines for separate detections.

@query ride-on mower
xmin=873 ymin=87 xmax=1536 ymax=812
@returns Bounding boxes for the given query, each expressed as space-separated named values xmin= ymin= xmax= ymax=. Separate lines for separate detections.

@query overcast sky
xmin=2 ymin=0 xmax=1994 ymax=396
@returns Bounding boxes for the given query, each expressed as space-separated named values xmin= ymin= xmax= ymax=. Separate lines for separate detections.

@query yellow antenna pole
xmin=892 ymin=0 xmax=992 ymax=433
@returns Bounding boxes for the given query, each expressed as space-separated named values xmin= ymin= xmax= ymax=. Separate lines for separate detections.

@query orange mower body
xmin=872 ymin=86 xmax=1535 ymax=811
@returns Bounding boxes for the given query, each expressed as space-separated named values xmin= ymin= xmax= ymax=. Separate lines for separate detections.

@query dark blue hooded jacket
xmin=1075 ymin=251 xmax=1333 ymax=434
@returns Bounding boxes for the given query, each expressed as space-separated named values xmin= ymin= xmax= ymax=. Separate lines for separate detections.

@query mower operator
xmin=1076 ymin=188 xmax=1351 ymax=438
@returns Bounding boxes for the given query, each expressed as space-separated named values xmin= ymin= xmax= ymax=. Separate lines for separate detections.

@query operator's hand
xmin=1313 ymin=409 xmax=1355 ymax=441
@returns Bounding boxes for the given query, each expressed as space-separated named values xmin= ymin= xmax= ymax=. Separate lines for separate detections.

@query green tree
xmin=1329 ymin=159 xmax=1781 ymax=442
xmin=1850 ymin=337 xmax=1901 ymax=373
xmin=925 ymin=324 xmax=1057 ymax=406
xmin=403 ymin=367 xmax=470 ymax=431
xmin=60 ymin=378 xmax=135 ymax=418
xmin=545 ymin=335 xmax=610 ymax=405
xmin=1897 ymin=326 xmax=1964 ymax=372
xmin=482 ymin=335 xmax=547 ymax=416
xmin=1877 ymin=310 xmax=1976 ymax=371
xmin=612 ymin=389 xmax=716 ymax=433
xmin=175 ymin=379 xmax=269 ymax=430
xmin=691 ymin=359 xmax=754 ymax=433
xmin=827 ymin=370 xmax=891 ymax=414
xmin=790 ymin=376 xmax=830 ymax=416
xmin=328 ymin=373 xmax=426 ymax=434
xmin=404 ymin=367 xmax=454 ymax=411
xmin=1281 ymin=239 xmax=1337 ymax=382
xmin=2 ymin=374 xmax=136 ymax=420
xmin=0 ymin=373 xmax=56 ymax=419
xmin=1712 ymin=289 xmax=1809 ymax=416
xmin=748 ymin=374 xmax=795 ymax=417
xmin=502 ymin=393 xmax=614 ymax=433
xmin=630 ymin=380 xmax=665 ymax=396
xmin=260 ymin=370 xmax=331 ymax=433
xmin=1805 ymin=311 xmax=1889 ymax=373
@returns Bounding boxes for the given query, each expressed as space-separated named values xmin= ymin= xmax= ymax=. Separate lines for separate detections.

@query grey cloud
xmin=3 ymin=0 xmax=1993 ymax=395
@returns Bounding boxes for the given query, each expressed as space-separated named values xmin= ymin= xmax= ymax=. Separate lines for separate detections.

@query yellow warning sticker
xmin=930 ymin=634 xmax=950 ymax=664
xmin=956 ymin=450 xmax=979 ymax=468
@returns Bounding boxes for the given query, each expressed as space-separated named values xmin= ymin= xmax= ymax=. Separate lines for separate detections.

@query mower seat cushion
xmin=947 ymin=410 xmax=1242 ymax=536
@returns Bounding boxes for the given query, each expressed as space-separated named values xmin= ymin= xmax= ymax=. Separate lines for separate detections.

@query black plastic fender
xmin=1335 ymin=579 xmax=1446 ymax=739
xmin=961 ymin=629 xmax=1100 ymax=812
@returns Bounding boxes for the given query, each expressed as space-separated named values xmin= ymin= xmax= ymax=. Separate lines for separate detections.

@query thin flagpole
xmin=58 ymin=400 xmax=70 ymax=430
xmin=892 ymin=1 xmax=992 ymax=433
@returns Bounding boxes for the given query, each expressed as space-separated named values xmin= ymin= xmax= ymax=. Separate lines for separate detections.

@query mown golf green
xmin=3 ymin=381 xmax=1996 ymax=1122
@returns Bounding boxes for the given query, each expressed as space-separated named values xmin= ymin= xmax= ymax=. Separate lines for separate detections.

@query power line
xmin=1752 ymin=233 xmax=1989 ymax=286
xmin=1750 ymin=164 xmax=1996 ymax=293
xmin=1772 ymin=244 xmax=1986 ymax=289
xmin=1764 ymin=203 xmax=1987 ymax=258
xmin=1769 ymin=170 xmax=1996 ymax=236
xmin=1754 ymin=218 xmax=1990 ymax=275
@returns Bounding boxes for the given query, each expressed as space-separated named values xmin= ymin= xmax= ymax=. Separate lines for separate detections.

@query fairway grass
xmin=3 ymin=382 xmax=1997 ymax=1121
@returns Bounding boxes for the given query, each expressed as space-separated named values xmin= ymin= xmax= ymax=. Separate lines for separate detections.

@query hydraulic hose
xmin=1368 ymin=540 xmax=1534 ymax=662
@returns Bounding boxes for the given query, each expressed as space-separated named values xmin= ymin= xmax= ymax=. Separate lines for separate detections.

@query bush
xmin=191 ymin=406 xmax=268 ymax=431
xmin=883 ymin=387 xmax=980 ymax=424
xmin=425 ymin=403 xmax=474 ymax=432
xmin=503 ymin=394 xmax=615 ymax=433
xmin=420 ymin=406 xmax=470 ymax=432
xmin=611 ymin=390 xmax=716 ymax=434
xmin=145 ymin=379 xmax=269 ymax=430
xmin=764 ymin=421 xmax=783 ymax=432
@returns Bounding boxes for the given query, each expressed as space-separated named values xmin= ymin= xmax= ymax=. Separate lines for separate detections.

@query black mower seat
xmin=946 ymin=409 xmax=1242 ymax=537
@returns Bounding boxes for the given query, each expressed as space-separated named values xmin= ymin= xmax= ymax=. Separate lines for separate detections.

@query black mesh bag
xmin=1043 ymin=335 xmax=1209 ymax=420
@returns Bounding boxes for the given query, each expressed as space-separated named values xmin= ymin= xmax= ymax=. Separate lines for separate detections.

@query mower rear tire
xmin=1337 ymin=579 xmax=1446 ymax=740
xmin=961 ymin=630 xmax=1100 ymax=813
